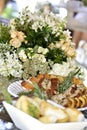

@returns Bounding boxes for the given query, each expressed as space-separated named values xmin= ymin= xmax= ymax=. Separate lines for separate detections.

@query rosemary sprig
xmin=32 ymin=83 xmax=48 ymax=100
xmin=58 ymin=69 xmax=80 ymax=93
xmin=18 ymin=91 xmax=33 ymax=96
xmin=18 ymin=83 xmax=48 ymax=100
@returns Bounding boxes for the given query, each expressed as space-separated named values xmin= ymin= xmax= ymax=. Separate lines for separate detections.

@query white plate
xmin=3 ymin=101 xmax=87 ymax=130
xmin=8 ymin=80 xmax=28 ymax=97
xmin=8 ymin=80 xmax=87 ymax=111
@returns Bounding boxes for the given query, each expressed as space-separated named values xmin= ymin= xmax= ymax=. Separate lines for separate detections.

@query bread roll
xmin=65 ymin=108 xmax=85 ymax=122
xmin=15 ymin=95 xmax=40 ymax=118
xmin=40 ymin=100 xmax=69 ymax=123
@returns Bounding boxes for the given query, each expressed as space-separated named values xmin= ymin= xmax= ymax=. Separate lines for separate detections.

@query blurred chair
xmin=66 ymin=0 xmax=87 ymax=32
xmin=0 ymin=16 xmax=9 ymax=25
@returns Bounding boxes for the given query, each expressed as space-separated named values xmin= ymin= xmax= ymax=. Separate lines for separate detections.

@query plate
xmin=8 ymin=80 xmax=87 ymax=111
xmin=3 ymin=101 xmax=87 ymax=130
xmin=8 ymin=80 xmax=31 ymax=97
xmin=8 ymin=80 xmax=24 ymax=97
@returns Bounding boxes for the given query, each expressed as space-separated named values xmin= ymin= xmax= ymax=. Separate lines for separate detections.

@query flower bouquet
xmin=0 ymin=7 xmax=84 ymax=80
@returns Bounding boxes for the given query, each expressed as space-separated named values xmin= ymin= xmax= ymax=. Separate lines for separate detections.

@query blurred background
xmin=0 ymin=0 xmax=68 ymax=19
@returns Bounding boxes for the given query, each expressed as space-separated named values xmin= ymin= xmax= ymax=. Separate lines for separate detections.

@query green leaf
xmin=58 ymin=69 xmax=80 ymax=93
xmin=46 ymin=48 xmax=67 ymax=64
xmin=18 ymin=91 xmax=33 ymax=96
xmin=32 ymin=83 xmax=48 ymax=100
xmin=3 ymin=89 xmax=12 ymax=104
xmin=0 ymin=22 xmax=11 ymax=43
xmin=18 ymin=83 xmax=48 ymax=100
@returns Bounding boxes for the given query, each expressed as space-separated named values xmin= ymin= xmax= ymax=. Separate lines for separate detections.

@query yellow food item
xmin=64 ymin=95 xmax=87 ymax=108
xmin=65 ymin=108 xmax=84 ymax=122
xmin=75 ymin=98 xmax=80 ymax=108
xmin=15 ymin=96 xmax=84 ymax=123
xmin=39 ymin=115 xmax=59 ymax=123
xmin=15 ymin=95 xmax=29 ymax=113
xmin=40 ymin=100 xmax=69 ymax=123
xmin=79 ymin=96 xmax=86 ymax=107
xmin=68 ymin=98 xmax=76 ymax=108
xmin=15 ymin=95 xmax=40 ymax=118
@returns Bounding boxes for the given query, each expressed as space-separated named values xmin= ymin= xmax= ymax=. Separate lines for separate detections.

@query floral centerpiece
xmin=0 ymin=7 xmax=83 ymax=80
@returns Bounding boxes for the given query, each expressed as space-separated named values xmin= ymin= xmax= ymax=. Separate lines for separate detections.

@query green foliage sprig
xmin=18 ymin=83 xmax=48 ymax=100
xmin=58 ymin=69 xmax=80 ymax=93
xmin=3 ymin=89 xmax=12 ymax=104
xmin=32 ymin=83 xmax=48 ymax=100
xmin=0 ymin=22 xmax=11 ymax=44
xmin=46 ymin=48 xmax=67 ymax=64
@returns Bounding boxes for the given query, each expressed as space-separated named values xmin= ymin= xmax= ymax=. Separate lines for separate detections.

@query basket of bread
xmin=3 ymin=96 xmax=87 ymax=130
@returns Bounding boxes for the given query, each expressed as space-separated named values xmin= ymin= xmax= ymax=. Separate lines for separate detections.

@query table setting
xmin=0 ymin=6 xmax=87 ymax=130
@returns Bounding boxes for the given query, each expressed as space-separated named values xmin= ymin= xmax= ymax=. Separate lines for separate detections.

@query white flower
xmin=0 ymin=51 xmax=23 ymax=77
xmin=38 ymin=47 xmax=49 ymax=54
xmin=50 ymin=59 xmax=79 ymax=77
xmin=38 ymin=47 xmax=44 ymax=53
xmin=27 ymin=48 xmax=33 ymax=52
xmin=43 ymin=48 xmax=49 ymax=55
xmin=32 ymin=21 xmax=39 ymax=32
xmin=32 ymin=54 xmax=46 ymax=63
xmin=55 ymin=42 xmax=62 ymax=48
xmin=49 ymin=63 xmax=70 ymax=76
xmin=18 ymin=49 xmax=27 ymax=62
xmin=63 ymin=30 xmax=71 ymax=39
xmin=49 ymin=43 xmax=55 ymax=49
xmin=9 ymin=19 xmax=16 ymax=30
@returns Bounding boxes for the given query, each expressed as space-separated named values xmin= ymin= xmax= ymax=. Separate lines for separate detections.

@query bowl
xmin=3 ymin=101 xmax=87 ymax=130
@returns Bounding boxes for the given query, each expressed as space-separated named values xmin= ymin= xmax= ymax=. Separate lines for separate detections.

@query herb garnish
xmin=58 ymin=69 xmax=80 ymax=93
xmin=18 ymin=91 xmax=33 ymax=96
xmin=18 ymin=83 xmax=48 ymax=100
xmin=32 ymin=83 xmax=48 ymax=100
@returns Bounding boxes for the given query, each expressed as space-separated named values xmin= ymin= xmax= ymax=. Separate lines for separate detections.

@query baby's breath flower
xmin=32 ymin=54 xmax=46 ymax=63
xmin=0 ymin=51 xmax=23 ymax=78
xmin=38 ymin=46 xmax=49 ymax=54
xmin=18 ymin=49 xmax=27 ymax=62
xmin=50 ymin=59 xmax=80 ymax=77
